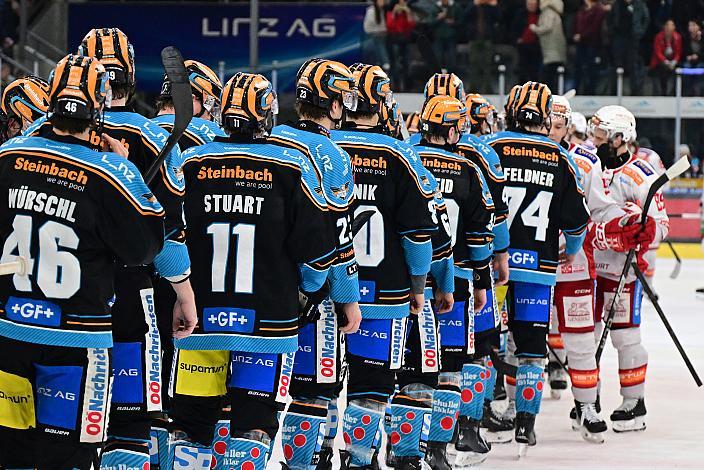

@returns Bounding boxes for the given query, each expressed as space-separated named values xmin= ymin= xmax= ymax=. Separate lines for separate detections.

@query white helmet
xmin=570 ymin=112 xmax=587 ymax=135
xmin=589 ymin=105 xmax=637 ymax=143
xmin=551 ymin=95 xmax=571 ymax=123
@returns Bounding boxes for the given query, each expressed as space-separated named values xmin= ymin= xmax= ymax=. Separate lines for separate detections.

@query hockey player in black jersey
xmin=413 ymin=95 xmax=497 ymax=468
xmin=0 ymin=54 xmax=166 ymax=469
xmin=0 ymin=76 xmax=49 ymax=144
xmin=484 ymin=82 xmax=590 ymax=456
xmin=268 ymin=59 xmax=362 ymax=470
xmin=166 ymin=72 xmax=336 ymax=470
xmin=153 ymin=60 xmax=226 ymax=150
xmin=331 ymin=64 xmax=439 ymax=469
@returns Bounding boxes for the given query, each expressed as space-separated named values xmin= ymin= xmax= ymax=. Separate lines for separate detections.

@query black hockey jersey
xmin=174 ymin=137 xmax=335 ymax=353
xmin=484 ymin=131 xmax=589 ymax=286
xmin=414 ymin=142 xmax=496 ymax=290
xmin=331 ymin=127 xmax=436 ymax=319
xmin=270 ymin=122 xmax=359 ymax=304
xmin=0 ymin=134 xmax=164 ymax=348
xmin=26 ymin=108 xmax=189 ymax=281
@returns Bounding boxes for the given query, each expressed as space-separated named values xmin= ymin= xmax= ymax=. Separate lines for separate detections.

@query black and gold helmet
xmin=186 ymin=60 xmax=223 ymax=118
xmin=47 ymin=54 xmax=110 ymax=122
xmin=296 ymin=58 xmax=358 ymax=112
xmin=504 ymin=84 xmax=523 ymax=127
xmin=420 ymin=95 xmax=468 ymax=136
xmin=514 ymin=81 xmax=552 ymax=126
xmin=221 ymin=72 xmax=278 ymax=135
xmin=349 ymin=63 xmax=393 ymax=114
xmin=424 ymin=73 xmax=465 ymax=102
xmin=77 ymin=28 xmax=135 ymax=88
xmin=1 ymin=76 xmax=50 ymax=127
xmin=465 ymin=93 xmax=494 ymax=134
xmin=405 ymin=111 xmax=421 ymax=134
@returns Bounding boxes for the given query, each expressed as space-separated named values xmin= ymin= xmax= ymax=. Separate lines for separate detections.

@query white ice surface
xmin=267 ymin=258 xmax=704 ymax=470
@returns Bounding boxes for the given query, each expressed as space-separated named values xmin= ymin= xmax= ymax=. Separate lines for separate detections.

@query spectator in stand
xmin=431 ymin=0 xmax=461 ymax=72
xmin=650 ymin=19 xmax=682 ymax=95
xmin=512 ymin=0 xmax=542 ymax=83
xmin=1 ymin=61 xmax=15 ymax=89
xmin=573 ymin=0 xmax=607 ymax=94
xmin=671 ymin=0 xmax=704 ymax=32
xmin=0 ymin=0 xmax=19 ymax=58
xmin=466 ymin=0 xmax=502 ymax=93
xmin=363 ymin=0 xmax=391 ymax=72
xmin=530 ymin=0 xmax=567 ymax=92
xmin=386 ymin=0 xmax=416 ymax=91
xmin=608 ymin=0 xmax=650 ymax=95
xmin=682 ymin=19 xmax=704 ymax=95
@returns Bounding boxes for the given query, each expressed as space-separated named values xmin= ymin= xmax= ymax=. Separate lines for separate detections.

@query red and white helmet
xmin=589 ymin=105 xmax=637 ymax=143
xmin=551 ymin=94 xmax=571 ymax=124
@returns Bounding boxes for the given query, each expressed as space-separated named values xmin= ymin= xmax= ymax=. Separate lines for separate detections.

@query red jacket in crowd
xmin=650 ymin=30 xmax=683 ymax=68
xmin=386 ymin=8 xmax=415 ymax=38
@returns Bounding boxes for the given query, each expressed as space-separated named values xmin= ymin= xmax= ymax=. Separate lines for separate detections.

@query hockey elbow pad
xmin=298 ymin=281 xmax=330 ymax=326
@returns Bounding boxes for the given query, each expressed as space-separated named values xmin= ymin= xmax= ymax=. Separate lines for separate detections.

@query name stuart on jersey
xmin=204 ymin=194 xmax=264 ymax=214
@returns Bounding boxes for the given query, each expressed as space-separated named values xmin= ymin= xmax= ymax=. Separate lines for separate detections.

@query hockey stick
xmin=632 ymin=262 xmax=702 ymax=387
xmin=0 ymin=257 xmax=27 ymax=276
xmin=351 ymin=210 xmax=375 ymax=237
xmin=144 ymin=47 xmax=192 ymax=185
xmin=667 ymin=240 xmax=682 ymax=279
xmin=547 ymin=343 xmax=569 ymax=374
xmin=596 ymin=156 xmax=690 ymax=365
xmin=488 ymin=348 xmax=517 ymax=377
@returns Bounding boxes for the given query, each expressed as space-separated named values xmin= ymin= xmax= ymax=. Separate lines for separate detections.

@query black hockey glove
xmin=298 ymin=281 xmax=330 ymax=326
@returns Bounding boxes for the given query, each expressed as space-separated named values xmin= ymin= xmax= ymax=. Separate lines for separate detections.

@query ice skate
xmin=610 ymin=398 xmax=647 ymax=433
xmin=547 ymin=361 xmax=568 ymax=399
xmin=481 ymin=401 xmax=514 ymax=444
xmin=573 ymin=401 xmax=607 ymax=443
xmin=315 ymin=446 xmax=333 ymax=470
xmin=394 ymin=456 xmax=432 ymax=470
xmin=453 ymin=416 xmax=491 ymax=467
xmin=424 ymin=442 xmax=452 ymax=470
xmin=515 ymin=412 xmax=536 ymax=458
xmin=570 ymin=394 xmax=601 ymax=430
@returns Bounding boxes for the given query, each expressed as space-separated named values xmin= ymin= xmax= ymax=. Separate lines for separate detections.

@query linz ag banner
xmin=67 ymin=2 xmax=365 ymax=92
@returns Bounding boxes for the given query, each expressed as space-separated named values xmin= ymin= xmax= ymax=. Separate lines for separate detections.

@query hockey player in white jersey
xmin=549 ymin=98 xmax=657 ymax=442
xmin=589 ymin=105 xmax=667 ymax=433
xmin=566 ymin=112 xmax=591 ymax=149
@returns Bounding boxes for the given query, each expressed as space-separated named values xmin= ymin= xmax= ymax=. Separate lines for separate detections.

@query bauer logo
xmin=508 ymin=249 xmax=538 ymax=269
xmin=174 ymin=445 xmax=211 ymax=470
xmin=203 ymin=307 xmax=255 ymax=333
xmin=6 ymin=296 xmax=61 ymax=327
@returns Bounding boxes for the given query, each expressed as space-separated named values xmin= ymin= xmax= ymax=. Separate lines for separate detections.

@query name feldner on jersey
xmin=175 ymin=138 xmax=335 ymax=353
xmin=484 ymin=131 xmax=590 ymax=286
xmin=594 ymin=154 xmax=669 ymax=282
xmin=0 ymin=135 xmax=165 ymax=348
xmin=331 ymin=128 xmax=436 ymax=319
xmin=558 ymin=143 xmax=626 ymax=282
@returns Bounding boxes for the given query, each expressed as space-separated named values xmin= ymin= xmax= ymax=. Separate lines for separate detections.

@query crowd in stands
xmin=362 ymin=0 xmax=704 ymax=95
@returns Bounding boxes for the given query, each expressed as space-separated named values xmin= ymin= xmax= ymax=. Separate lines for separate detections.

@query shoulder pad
xmin=631 ymin=159 xmax=655 ymax=176
xmin=573 ymin=145 xmax=598 ymax=164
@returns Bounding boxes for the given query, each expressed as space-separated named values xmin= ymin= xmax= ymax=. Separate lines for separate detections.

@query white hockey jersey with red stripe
xmin=558 ymin=143 xmax=625 ymax=282
xmin=594 ymin=154 xmax=669 ymax=282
